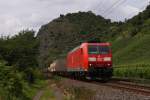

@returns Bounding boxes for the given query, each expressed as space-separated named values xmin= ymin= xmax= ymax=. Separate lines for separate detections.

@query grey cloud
xmin=0 ymin=0 xmax=149 ymax=36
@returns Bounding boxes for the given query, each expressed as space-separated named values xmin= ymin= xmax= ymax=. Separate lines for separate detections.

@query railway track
xmin=97 ymin=80 xmax=150 ymax=96
xmin=45 ymin=72 xmax=150 ymax=96
xmin=68 ymin=77 xmax=150 ymax=96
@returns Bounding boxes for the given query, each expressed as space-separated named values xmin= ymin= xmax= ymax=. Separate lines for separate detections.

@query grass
xmin=64 ymin=86 xmax=95 ymax=100
xmin=40 ymin=86 xmax=55 ymax=100
xmin=24 ymin=79 xmax=48 ymax=99
xmin=112 ymin=34 xmax=150 ymax=81
xmin=39 ymin=76 xmax=62 ymax=100
xmin=113 ymin=34 xmax=150 ymax=65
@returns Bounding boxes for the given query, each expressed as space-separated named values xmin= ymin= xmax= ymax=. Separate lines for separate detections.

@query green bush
xmin=0 ymin=62 xmax=28 ymax=100
xmin=0 ymin=61 xmax=45 ymax=100
xmin=113 ymin=64 xmax=150 ymax=79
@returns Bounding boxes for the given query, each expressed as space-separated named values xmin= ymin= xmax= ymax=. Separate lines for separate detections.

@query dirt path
xmin=33 ymin=90 xmax=44 ymax=100
xmin=33 ymin=83 xmax=64 ymax=100
xmin=51 ymin=84 xmax=64 ymax=100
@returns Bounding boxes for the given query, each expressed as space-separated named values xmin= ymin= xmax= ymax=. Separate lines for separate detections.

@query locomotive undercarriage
xmin=52 ymin=66 xmax=113 ymax=82
xmin=88 ymin=66 xmax=113 ymax=81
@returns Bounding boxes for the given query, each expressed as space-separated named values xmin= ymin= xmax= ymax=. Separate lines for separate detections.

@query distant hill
xmin=37 ymin=5 xmax=150 ymax=68
xmin=37 ymin=11 xmax=118 ymax=67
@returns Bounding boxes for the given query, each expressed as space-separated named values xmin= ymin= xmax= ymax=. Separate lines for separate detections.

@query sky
xmin=0 ymin=0 xmax=149 ymax=36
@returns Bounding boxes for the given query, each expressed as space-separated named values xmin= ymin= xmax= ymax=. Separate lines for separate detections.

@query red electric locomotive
xmin=67 ymin=42 xmax=113 ymax=80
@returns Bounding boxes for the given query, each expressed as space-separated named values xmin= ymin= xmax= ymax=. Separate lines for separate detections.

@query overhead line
xmin=92 ymin=0 xmax=106 ymax=12
xmin=101 ymin=0 xmax=123 ymax=15
xmin=104 ymin=0 xmax=127 ymax=17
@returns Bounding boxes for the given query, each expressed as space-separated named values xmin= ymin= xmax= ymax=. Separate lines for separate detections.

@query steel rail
xmin=102 ymin=82 xmax=150 ymax=96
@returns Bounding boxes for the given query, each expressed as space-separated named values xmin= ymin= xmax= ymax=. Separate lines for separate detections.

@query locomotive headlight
xmin=104 ymin=57 xmax=111 ymax=61
xmin=88 ymin=57 xmax=96 ymax=61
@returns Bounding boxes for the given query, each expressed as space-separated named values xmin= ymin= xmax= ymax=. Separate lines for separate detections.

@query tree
xmin=0 ymin=30 xmax=39 ymax=83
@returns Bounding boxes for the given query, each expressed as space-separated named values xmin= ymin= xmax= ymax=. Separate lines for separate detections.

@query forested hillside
xmin=37 ymin=11 xmax=120 ymax=67
xmin=37 ymin=5 xmax=150 ymax=68
xmin=113 ymin=5 xmax=150 ymax=65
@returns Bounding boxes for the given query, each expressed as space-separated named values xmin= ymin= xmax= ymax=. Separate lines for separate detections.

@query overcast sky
xmin=0 ymin=0 xmax=149 ymax=36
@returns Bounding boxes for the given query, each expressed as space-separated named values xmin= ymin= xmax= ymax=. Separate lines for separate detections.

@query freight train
xmin=48 ymin=42 xmax=113 ymax=81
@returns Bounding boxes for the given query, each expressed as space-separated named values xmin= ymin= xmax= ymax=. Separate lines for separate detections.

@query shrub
xmin=0 ymin=62 xmax=27 ymax=100
xmin=113 ymin=64 xmax=150 ymax=79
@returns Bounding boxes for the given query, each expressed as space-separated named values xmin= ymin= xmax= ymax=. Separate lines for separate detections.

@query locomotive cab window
xmin=88 ymin=45 xmax=99 ymax=54
xmin=98 ymin=46 xmax=110 ymax=54
xmin=88 ymin=45 xmax=110 ymax=54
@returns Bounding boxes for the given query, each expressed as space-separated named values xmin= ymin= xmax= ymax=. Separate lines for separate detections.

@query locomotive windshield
xmin=88 ymin=45 xmax=110 ymax=54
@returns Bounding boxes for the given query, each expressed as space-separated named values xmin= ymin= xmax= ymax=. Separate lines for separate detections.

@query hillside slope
xmin=113 ymin=34 xmax=150 ymax=65
xmin=37 ymin=5 xmax=150 ymax=68
xmin=112 ymin=5 xmax=150 ymax=66
xmin=37 ymin=12 xmax=117 ymax=67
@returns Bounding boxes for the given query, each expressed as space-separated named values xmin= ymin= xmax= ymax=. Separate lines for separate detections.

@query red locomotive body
xmin=67 ymin=42 xmax=113 ymax=80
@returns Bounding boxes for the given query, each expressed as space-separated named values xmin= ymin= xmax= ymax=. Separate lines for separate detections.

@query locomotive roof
xmin=68 ymin=42 xmax=111 ymax=54
xmin=87 ymin=42 xmax=111 ymax=46
xmin=68 ymin=45 xmax=80 ymax=54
